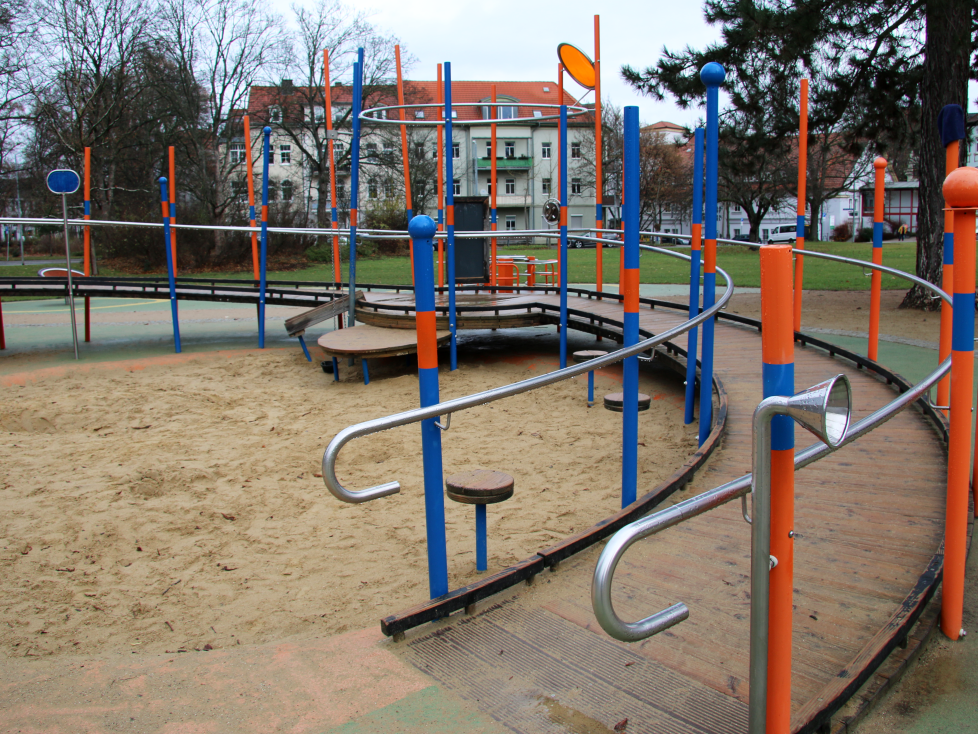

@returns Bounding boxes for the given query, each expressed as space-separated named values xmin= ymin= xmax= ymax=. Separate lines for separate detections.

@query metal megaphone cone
xmin=780 ymin=374 xmax=852 ymax=448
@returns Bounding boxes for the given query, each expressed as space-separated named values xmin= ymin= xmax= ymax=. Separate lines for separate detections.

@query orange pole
xmin=436 ymin=64 xmax=445 ymax=288
xmin=395 ymin=45 xmax=414 ymax=284
xmin=490 ymin=84 xmax=498 ymax=286
xmin=868 ymin=157 xmax=887 ymax=361
xmin=83 ymin=147 xmax=91 ymax=342
xmin=243 ymin=115 xmax=260 ymax=280
xmin=324 ymin=51 xmax=342 ymax=296
xmin=941 ymin=166 xmax=978 ymax=639
xmin=594 ymin=15 xmax=603 ymax=294
xmin=760 ymin=244 xmax=796 ymax=733
xmin=168 ymin=146 xmax=178 ymax=274
xmin=938 ymin=142 xmax=958 ymax=416
xmin=792 ymin=79 xmax=808 ymax=331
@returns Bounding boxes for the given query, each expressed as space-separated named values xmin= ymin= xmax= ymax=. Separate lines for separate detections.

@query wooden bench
xmin=603 ymin=391 xmax=651 ymax=412
xmin=317 ymin=324 xmax=451 ymax=384
xmin=446 ymin=469 xmax=514 ymax=572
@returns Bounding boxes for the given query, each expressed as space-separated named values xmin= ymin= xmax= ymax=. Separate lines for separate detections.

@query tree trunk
xmin=316 ymin=165 xmax=329 ymax=228
xmin=901 ymin=0 xmax=970 ymax=309
xmin=211 ymin=146 xmax=226 ymax=260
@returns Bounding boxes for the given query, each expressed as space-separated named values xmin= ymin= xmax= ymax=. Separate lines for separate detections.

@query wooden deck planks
xmin=392 ymin=295 xmax=946 ymax=734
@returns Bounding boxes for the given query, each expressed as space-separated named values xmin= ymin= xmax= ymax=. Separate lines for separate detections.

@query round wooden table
xmin=317 ymin=324 xmax=451 ymax=384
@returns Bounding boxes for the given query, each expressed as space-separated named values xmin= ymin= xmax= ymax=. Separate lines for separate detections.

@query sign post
xmin=46 ymin=169 xmax=81 ymax=360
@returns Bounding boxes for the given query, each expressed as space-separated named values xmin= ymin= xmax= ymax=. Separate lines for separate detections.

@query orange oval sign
xmin=557 ymin=43 xmax=595 ymax=90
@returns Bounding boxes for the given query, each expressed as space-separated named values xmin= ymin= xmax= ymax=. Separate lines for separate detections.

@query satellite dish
xmin=557 ymin=43 xmax=596 ymax=90
xmin=543 ymin=198 xmax=561 ymax=225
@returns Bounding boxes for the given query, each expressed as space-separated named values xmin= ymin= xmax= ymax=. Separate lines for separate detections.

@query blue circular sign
xmin=47 ymin=169 xmax=81 ymax=195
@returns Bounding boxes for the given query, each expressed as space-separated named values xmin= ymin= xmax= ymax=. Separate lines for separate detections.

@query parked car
xmin=731 ymin=233 xmax=752 ymax=243
xmin=569 ymin=235 xmax=620 ymax=248
xmin=766 ymin=224 xmax=799 ymax=244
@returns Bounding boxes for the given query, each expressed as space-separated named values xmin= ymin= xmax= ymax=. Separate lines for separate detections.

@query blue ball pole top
xmin=408 ymin=214 xmax=437 ymax=240
xmin=263 ymin=126 xmax=271 ymax=135
xmin=700 ymin=62 xmax=726 ymax=88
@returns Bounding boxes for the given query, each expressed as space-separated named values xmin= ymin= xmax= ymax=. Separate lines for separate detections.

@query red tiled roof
xmin=247 ymin=81 xmax=580 ymax=122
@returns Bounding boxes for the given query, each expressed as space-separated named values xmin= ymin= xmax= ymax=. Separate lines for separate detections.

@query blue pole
xmin=158 ymin=177 xmax=181 ymax=353
xmin=698 ymin=63 xmax=725 ymax=446
xmin=559 ymin=105 xmax=569 ymax=368
xmin=684 ymin=128 xmax=704 ymax=424
xmin=475 ymin=503 xmax=487 ymax=572
xmin=408 ymin=214 xmax=449 ymax=598
xmin=259 ymin=126 xmax=271 ymax=348
xmin=444 ymin=62 xmax=457 ymax=370
xmin=349 ymin=50 xmax=364 ymax=330
xmin=621 ymin=107 xmax=640 ymax=508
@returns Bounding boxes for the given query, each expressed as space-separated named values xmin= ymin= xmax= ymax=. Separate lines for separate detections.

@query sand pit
xmin=0 ymin=345 xmax=696 ymax=659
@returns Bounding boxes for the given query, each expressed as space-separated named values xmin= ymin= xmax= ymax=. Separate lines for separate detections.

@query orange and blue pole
xmin=490 ymin=84 xmax=498 ymax=286
xmin=158 ymin=177 xmax=181 ymax=353
xmin=868 ymin=157 xmax=886 ymax=361
xmin=444 ymin=62 xmax=457 ymax=370
xmin=759 ymin=243 xmax=796 ymax=733
xmin=348 ymin=49 xmax=364 ymax=330
xmin=621 ymin=106 xmax=640 ymax=508
xmin=559 ymin=104 xmax=569 ymax=368
xmin=684 ymin=128 xmax=704 ymax=424
xmin=168 ymin=146 xmax=178 ymax=275
xmin=409 ymin=214 xmax=449 ymax=598
xmin=699 ymin=62 xmax=725 ymax=445
xmin=941 ymin=166 xmax=978 ymax=641
xmin=594 ymin=14 xmax=603 ymax=294
xmin=395 ymin=45 xmax=414 ymax=284
xmin=436 ymin=64 xmax=445 ymax=289
xmin=938 ymin=105 xmax=964 ymax=419
xmin=258 ymin=126 xmax=271 ymax=348
xmin=792 ymin=79 xmax=808 ymax=331
xmin=83 ymin=146 xmax=91 ymax=342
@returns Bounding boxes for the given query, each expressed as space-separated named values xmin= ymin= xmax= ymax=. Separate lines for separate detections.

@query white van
xmin=766 ymin=224 xmax=798 ymax=244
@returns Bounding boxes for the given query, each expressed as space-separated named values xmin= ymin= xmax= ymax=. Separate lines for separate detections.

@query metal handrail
xmin=320 ymin=247 xmax=734 ymax=503
xmin=591 ymin=254 xmax=951 ymax=642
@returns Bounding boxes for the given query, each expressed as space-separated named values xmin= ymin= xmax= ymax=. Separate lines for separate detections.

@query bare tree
xmin=0 ymin=1 xmax=33 ymax=172
xmin=158 ymin=0 xmax=287 ymax=258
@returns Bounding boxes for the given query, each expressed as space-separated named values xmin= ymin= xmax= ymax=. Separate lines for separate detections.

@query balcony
xmin=477 ymin=156 xmax=533 ymax=170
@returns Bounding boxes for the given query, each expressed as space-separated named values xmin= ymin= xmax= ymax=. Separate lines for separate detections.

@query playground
xmin=0 ymin=28 xmax=974 ymax=734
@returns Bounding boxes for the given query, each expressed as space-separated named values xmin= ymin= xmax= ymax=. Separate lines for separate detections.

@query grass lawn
xmin=0 ymin=240 xmax=923 ymax=291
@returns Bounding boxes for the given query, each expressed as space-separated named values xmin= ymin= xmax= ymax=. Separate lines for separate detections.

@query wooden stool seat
xmin=603 ymin=392 xmax=652 ymax=412
xmin=445 ymin=469 xmax=514 ymax=505
xmin=572 ymin=350 xmax=608 ymax=364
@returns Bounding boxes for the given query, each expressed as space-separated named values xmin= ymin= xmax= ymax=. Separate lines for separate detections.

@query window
xmin=451 ymin=110 xmax=458 ymax=119
xmin=336 ymin=183 xmax=346 ymax=201
xmin=486 ymin=180 xmax=492 ymax=195
xmin=505 ymin=178 xmax=515 ymax=195
xmin=415 ymin=110 xmax=425 ymax=119
xmin=571 ymin=142 xmax=581 ymax=159
xmin=279 ymin=144 xmax=291 ymax=165
xmin=762 ymin=228 xmax=770 ymax=240
xmin=230 ymin=142 xmax=246 ymax=164
xmin=732 ymin=204 xmax=741 ymax=213
xmin=375 ymin=109 xmax=387 ymax=120
xmin=415 ymin=143 xmax=425 ymax=159
xmin=231 ymin=179 xmax=248 ymax=199
xmin=485 ymin=141 xmax=492 ymax=157
xmin=368 ymin=182 xmax=379 ymax=199
xmin=431 ymin=143 xmax=438 ymax=159
xmin=384 ymin=182 xmax=394 ymax=198
xmin=267 ymin=146 xmax=275 ymax=165
xmin=383 ymin=141 xmax=394 ymax=154
xmin=267 ymin=181 xmax=278 ymax=201
xmin=503 ymin=141 xmax=514 ymax=158
xmin=542 ymin=178 xmax=551 ymax=195
xmin=365 ymin=142 xmax=378 ymax=157
xmin=571 ymin=178 xmax=581 ymax=195
xmin=334 ymin=141 xmax=345 ymax=158
xmin=269 ymin=107 xmax=281 ymax=124
xmin=282 ymin=180 xmax=293 ymax=202
xmin=505 ymin=215 xmax=517 ymax=230
xmin=312 ymin=106 xmax=325 ymax=123
xmin=453 ymin=179 xmax=461 ymax=196
xmin=541 ymin=142 xmax=551 ymax=159
xmin=533 ymin=110 xmax=542 ymax=118
xmin=733 ymin=228 xmax=741 ymax=237
xmin=481 ymin=104 xmax=517 ymax=119
xmin=452 ymin=142 xmax=460 ymax=159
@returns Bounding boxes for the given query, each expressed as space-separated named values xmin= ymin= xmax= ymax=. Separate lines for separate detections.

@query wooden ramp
xmin=380 ymin=292 xmax=949 ymax=734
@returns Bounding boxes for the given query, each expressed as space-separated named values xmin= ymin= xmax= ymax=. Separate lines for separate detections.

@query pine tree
xmin=623 ymin=0 xmax=975 ymax=308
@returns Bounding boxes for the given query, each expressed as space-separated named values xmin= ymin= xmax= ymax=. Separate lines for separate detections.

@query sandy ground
xmin=0 ymin=346 xmax=695 ymax=660
xmin=725 ymin=290 xmax=956 ymax=346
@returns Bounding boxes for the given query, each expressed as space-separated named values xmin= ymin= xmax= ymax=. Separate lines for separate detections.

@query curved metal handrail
xmin=591 ymin=254 xmax=952 ymax=641
xmin=321 ymin=247 xmax=734 ymax=503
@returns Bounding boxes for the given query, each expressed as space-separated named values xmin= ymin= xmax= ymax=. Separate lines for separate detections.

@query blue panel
xmin=84 ymin=201 xmax=91 ymax=216
xmin=490 ymin=209 xmax=497 ymax=224
xmin=872 ymin=221 xmax=883 ymax=248
xmin=952 ymin=292 xmax=976 ymax=352
xmin=331 ymin=207 xmax=338 ymax=222
xmin=47 ymin=169 xmax=80 ymax=195
xmin=596 ymin=203 xmax=604 ymax=221
xmin=796 ymin=214 xmax=806 ymax=238
xmin=762 ymin=362 xmax=795 ymax=451
xmin=944 ymin=231 xmax=954 ymax=266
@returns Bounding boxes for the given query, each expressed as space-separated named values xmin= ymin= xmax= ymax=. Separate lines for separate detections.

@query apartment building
xmin=237 ymin=80 xmax=600 ymax=236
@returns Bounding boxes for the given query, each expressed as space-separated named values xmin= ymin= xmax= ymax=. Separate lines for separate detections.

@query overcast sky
xmin=275 ymin=0 xmax=724 ymax=127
